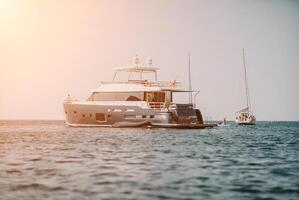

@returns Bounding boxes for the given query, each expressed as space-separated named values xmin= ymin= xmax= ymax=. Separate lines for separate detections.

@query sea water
xmin=0 ymin=121 xmax=298 ymax=200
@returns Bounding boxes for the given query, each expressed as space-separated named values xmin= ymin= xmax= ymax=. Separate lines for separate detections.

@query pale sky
xmin=0 ymin=0 xmax=299 ymax=121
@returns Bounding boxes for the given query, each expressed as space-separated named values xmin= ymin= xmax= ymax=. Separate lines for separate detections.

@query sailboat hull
xmin=236 ymin=115 xmax=256 ymax=125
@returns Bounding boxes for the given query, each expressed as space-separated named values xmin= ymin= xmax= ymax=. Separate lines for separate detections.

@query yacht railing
xmin=101 ymin=80 xmax=181 ymax=88
xmin=148 ymin=102 xmax=166 ymax=110
xmin=148 ymin=81 xmax=181 ymax=87
xmin=148 ymin=102 xmax=193 ymax=110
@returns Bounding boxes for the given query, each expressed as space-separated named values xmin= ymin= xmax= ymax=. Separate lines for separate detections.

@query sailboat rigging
xmin=235 ymin=48 xmax=256 ymax=125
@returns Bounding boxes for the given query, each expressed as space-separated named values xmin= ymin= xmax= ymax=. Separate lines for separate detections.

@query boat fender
xmin=144 ymin=81 xmax=151 ymax=87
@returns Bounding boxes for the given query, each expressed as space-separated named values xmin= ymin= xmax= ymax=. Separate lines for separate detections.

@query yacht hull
xmin=63 ymin=102 xmax=215 ymax=129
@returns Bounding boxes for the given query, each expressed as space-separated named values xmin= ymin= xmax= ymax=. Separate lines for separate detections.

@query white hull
xmin=236 ymin=114 xmax=256 ymax=125
xmin=63 ymin=102 xmax=215 ymax=129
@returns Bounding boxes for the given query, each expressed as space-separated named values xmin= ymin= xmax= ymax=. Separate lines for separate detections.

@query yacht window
xmin=146 ymin=92 xmax=165 ymax=102
xmin=95 ymin=113 xmax=106 ymax=122
xmin=82 ymin=114 xmax=86 ymax=117
xmin=126 ymin=96 xmax=141 ymax=101
xmin=125 ymin=109 xmax=135 ymax=112
xmin=73 ymin=111 xmax=77 ymax=114
xmin=88 ymin=92 xmax=144 ymax=101
xmin=124 ymin=115 xmax=136 ymax=119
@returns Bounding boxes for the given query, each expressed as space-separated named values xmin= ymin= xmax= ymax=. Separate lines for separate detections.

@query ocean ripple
xmin=0 ymin=121 xmax=298 ymax=200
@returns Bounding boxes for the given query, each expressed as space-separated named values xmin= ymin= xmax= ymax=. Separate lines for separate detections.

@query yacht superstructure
xmin=63 ymin=56 xmax=214 ymax=128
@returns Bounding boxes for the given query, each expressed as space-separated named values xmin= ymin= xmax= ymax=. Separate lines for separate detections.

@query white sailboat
xmin=236 ymin=48 xmax=256 ymax=125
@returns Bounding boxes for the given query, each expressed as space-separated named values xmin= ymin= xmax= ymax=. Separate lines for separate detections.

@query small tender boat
xmin=236 ymin=49 xmax=256 ymax=125
xmin=218 ymin=117 xmax=229 ymax=126
xmin=63 ymin=56 xmax=216 ymax=129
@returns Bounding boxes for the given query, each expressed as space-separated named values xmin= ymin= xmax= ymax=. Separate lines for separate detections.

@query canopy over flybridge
xmin=113 ymin=56 xmax=159 ymax=73
xmin=113 ymin=66 xmax=159 ymax=73
xmin=112 ymin=55 xmax=159 ymax=81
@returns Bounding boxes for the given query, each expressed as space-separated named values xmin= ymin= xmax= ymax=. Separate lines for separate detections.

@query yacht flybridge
xmin=63 ymin=56 xmax=215 ymax=128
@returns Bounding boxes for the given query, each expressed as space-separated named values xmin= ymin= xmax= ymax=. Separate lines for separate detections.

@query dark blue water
xmin=0 ymin=121 xmax=298 ymax=200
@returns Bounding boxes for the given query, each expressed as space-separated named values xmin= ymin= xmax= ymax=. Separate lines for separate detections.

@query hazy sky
xmin=1 ymin=0 xmax=299 ymax=120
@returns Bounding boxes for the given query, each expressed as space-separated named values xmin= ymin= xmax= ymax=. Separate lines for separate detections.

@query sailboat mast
xmin=242 ymin=48 xmax=251 ymax=109
xmin=188 ymin=52 xmax=193 ymax=105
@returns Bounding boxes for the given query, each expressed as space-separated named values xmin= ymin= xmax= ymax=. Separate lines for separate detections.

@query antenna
xmin=194 ymin=91 xmax=200 ymax=107
xmin=188 ymin=52 xmax=193 ymax=105
xmin=242 ymin=48 xmax=251 ymax=109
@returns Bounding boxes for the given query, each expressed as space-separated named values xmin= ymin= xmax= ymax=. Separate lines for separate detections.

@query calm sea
xmin=0 ymin=121 xmax=298 ymax=200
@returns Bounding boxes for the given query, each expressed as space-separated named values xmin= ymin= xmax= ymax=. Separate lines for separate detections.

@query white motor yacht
xmin=63 ymin=56 xmax=215 ymax=128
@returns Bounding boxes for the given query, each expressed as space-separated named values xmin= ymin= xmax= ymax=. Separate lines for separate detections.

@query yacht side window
xmin=126 ymin=96 xmax=141 ymax=101
xmin=95 ymin=113 xmax=106 ymax=122
xmin=88 ymin=92 xmax=144 ymax=101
